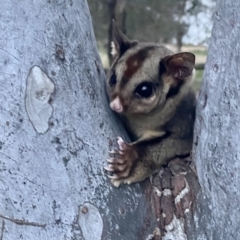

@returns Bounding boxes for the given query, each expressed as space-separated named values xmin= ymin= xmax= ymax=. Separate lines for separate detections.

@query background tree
xmin=88 ymin=0 xmax=206 ymax=65
xmin=125 ymin=0 xmax=203 ymax=50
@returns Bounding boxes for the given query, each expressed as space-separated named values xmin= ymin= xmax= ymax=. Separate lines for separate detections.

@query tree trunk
xmin=107 ymin=0 xmax=126 ymax=65
xmin=0 ymin=1 xmax=155 ymax=239
xmin=192 ymin=0 xmax=240 ymax=239
xmin=176 ymin=27 xmax=184 ymax=52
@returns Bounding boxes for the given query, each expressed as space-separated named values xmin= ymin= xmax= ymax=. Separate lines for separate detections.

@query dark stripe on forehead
xmin=121 ymin=46 xmax=156 ymax=87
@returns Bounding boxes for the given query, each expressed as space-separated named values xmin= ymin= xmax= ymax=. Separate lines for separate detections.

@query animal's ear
xmin=161 ymin=52 xmax=195 ymax=79
xmin=111 ymin=20 xmax=137 ymax=57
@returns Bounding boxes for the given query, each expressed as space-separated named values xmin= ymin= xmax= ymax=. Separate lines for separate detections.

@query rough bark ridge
xmin=193 ymin=0 xmax=240 ymax=239
xmin=0 ymin=1 xmax=155 ymax=239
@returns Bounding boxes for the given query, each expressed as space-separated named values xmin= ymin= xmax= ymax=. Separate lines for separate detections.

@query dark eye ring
xmin=109 ymin=73 xmax=117 ymax=86
xmin=134 ymin=82 xmax=154 ymax=98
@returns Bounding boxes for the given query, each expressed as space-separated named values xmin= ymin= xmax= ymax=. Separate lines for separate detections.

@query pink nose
xmin=110 ymin=96 xmax=123 ymax=113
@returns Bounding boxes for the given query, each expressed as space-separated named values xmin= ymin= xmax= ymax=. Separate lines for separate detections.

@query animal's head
xmin=106 ymin=22 xmax=195 ymax=116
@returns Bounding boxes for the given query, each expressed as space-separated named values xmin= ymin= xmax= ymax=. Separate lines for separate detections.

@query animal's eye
xmin=109 ymin=73 xmax=117 ymax=86
xmin=135 ymin=82 xmax=153 ymax=98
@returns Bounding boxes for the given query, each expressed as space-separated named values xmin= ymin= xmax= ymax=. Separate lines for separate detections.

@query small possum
xmin=105 ymin=22 xmax=196 ymax=187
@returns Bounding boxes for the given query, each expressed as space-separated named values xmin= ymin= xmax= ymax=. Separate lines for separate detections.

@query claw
xmin=107 ymin=157 xmax=125 ymax=164
xmin=117 ymin=136 xmax=123 ymax=142
xmin=109 ymin=150 xmax=122 ymax=154
xmin=117 ymin=136 xmax=127 ymax=151
xmin=111 ymin=179 xmax=122 ymax=188
xmin=117 ymin=137 xmax=124 ymax=150
xmin=108 ymin=150 xmax=123 ymax=157
xmin=104 ymin=165 xmax=114 ymax=171
xmin=105 ymin=136 xmax=135 ymax=185
xmin=107 ymin=174 xmax=119 ymax=180
xmin=106 ymin=158 xmax=114 ymax=163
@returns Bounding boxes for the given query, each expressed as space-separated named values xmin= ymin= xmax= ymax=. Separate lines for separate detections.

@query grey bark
xmin=0 ymin=1 xmax=155 ymax=239
xmin=192 ymin=0 xmax=240 ymax=239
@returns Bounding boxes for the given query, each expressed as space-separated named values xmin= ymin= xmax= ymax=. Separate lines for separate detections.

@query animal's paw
xmin=104 ymin=137 xmax=139 ymax=187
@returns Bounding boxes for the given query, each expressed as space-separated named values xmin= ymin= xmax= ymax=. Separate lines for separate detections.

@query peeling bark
xmin=25 ymin=66 xmax=55 ymax=134
xmin=146 ymin=159 xmax=200 ymax=240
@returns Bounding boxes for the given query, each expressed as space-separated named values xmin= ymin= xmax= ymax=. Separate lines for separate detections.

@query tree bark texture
xmin=4 ymin=0 xmax=238 ymax=239
xmin=193 ymin=0 xmax=240 ymax=239
xmin=0 ymin=1 xmax=156 ymax=239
